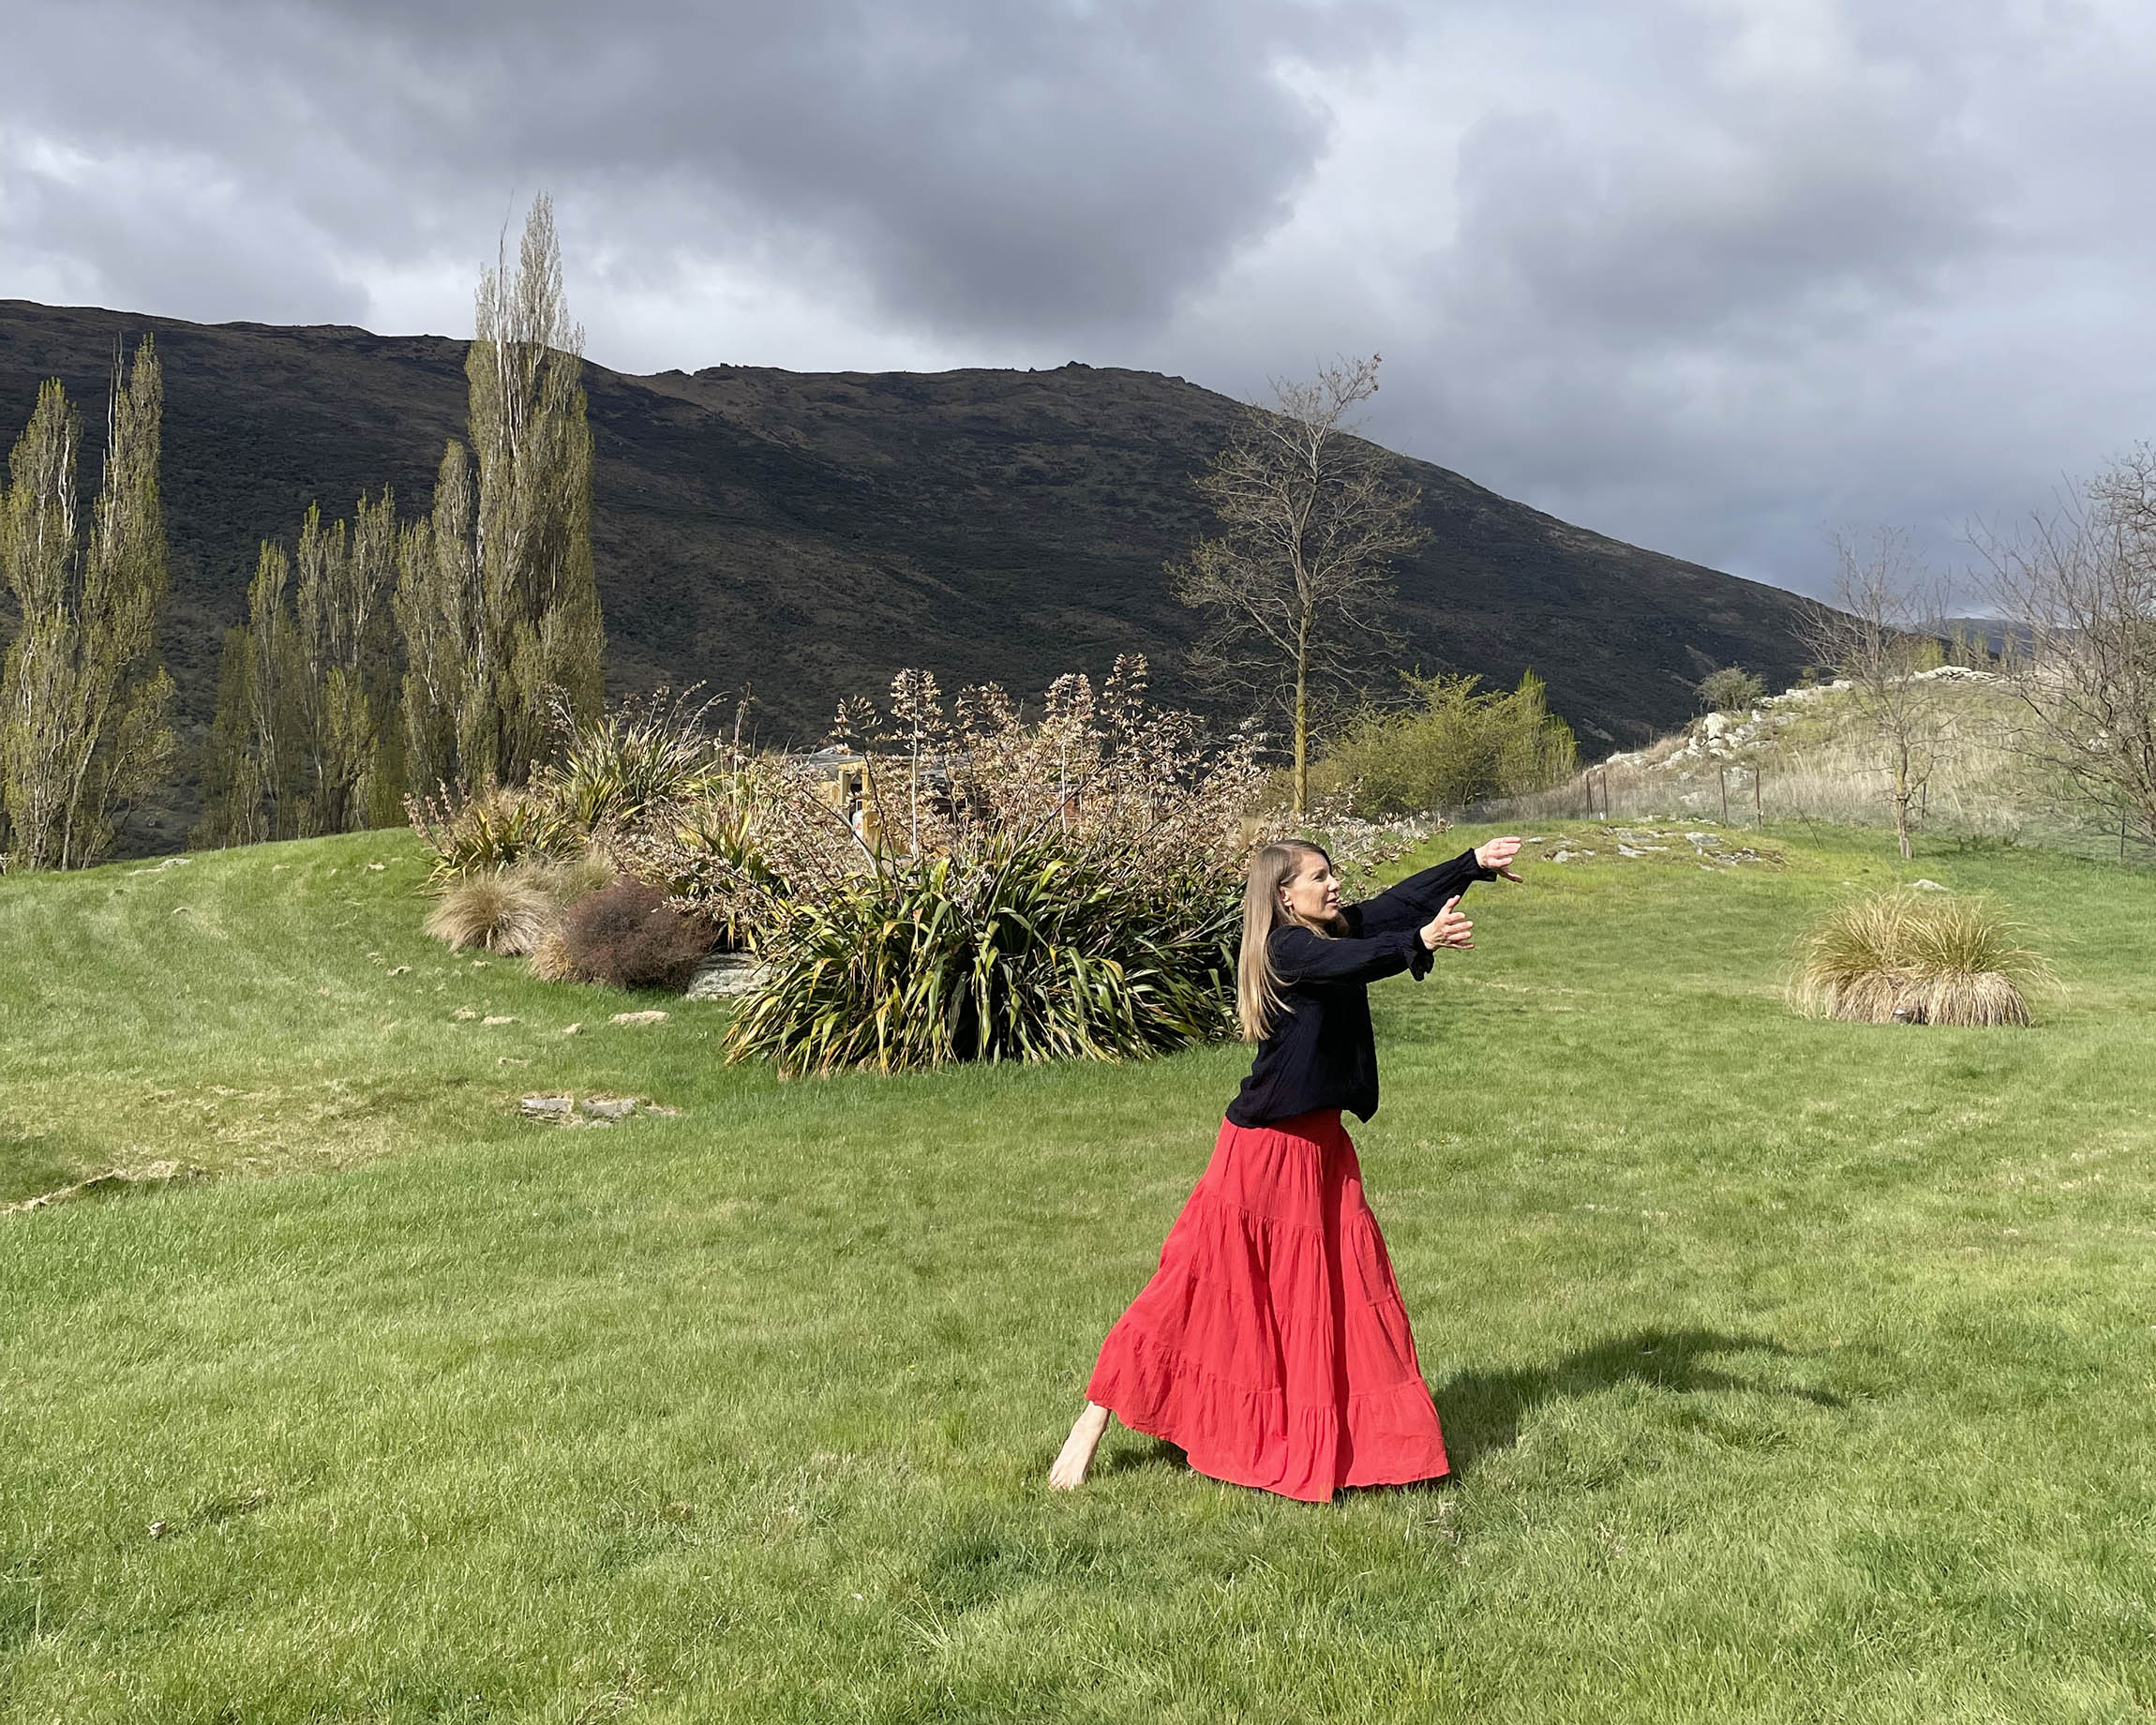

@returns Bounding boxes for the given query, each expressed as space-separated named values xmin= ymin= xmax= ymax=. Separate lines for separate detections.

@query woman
xmin=1048 ymin=832 xmax=1524 ymax=1501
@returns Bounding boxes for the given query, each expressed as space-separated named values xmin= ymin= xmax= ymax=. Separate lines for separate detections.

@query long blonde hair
xmin=1237 ymin=841 xmax=1334 ymax=1041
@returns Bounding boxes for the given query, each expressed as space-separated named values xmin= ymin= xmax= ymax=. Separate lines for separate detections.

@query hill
xmin=0 ymin=299 xmax=1826 ymax=850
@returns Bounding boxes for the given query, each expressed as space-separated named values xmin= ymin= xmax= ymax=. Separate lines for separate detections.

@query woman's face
xmin=1279 ymin=851 xmax=1341 ymax=925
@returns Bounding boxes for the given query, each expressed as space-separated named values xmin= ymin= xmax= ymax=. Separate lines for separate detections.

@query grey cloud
xmin=2 ymin=0 xmax=1387 ymax=338
xmin=4 ymin=0 xmax=2155 ymax=604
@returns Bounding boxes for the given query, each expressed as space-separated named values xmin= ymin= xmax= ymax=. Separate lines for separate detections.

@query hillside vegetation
xmin=1499 ymin=668 xmax=2139 ymax=862
xmin=7 ymin=824 xmax=2156 ymax=1719
xmin=1 ymin=299 xmax=1824 ymax=849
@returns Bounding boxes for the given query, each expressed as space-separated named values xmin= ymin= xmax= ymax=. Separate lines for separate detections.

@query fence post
xmin=1754 ymin=764 xmax=1763 ymax=827
xmin=1719 ymin=766 xmax=1729 ymax=824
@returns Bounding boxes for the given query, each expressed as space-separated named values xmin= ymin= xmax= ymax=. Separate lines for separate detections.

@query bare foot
xmin=1048 ymin=1402 xmax=1112 ymax=1491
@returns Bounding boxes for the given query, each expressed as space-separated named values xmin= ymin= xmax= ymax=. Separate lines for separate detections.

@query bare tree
xmin=1171 ymin=355 xmax=1427 ymax=814
xmin=1978 ymin=446 xmax=2156 ymax=852
xmin=1801 ymin=530 xmax=1948 ymax=860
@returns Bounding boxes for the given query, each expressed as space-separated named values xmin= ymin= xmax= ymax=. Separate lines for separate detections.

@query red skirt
xmin=1085 ymin=1110 xmax=1449 ymax=1503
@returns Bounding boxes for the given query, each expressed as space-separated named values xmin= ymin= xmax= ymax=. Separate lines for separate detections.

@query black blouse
xmin=1225 ymin=848 xmax=1496 ymax=1129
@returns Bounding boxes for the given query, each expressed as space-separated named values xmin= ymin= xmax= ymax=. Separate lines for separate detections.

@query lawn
xmin=4 ymin=822 xmax=2155 ymax=1721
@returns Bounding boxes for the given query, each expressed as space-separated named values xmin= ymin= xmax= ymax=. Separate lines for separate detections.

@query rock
xmin=519 ymin=1094 xmax=574 ymax=1119
xmin=611 ymin=1010 xmax=669 ymax=1027
xmin=685 ymin=954 xmax=771 ymax=1000
xmin=1702 ymin=712 xmax=1731 ymax=739
xmin=561 ymin=1023 xmax=582 ymax=1036
xmin=1911 ymin=878 xmax=1949 ymax=891
xmin=581 ymin=1096 xmax=637 ymax=1119
xmin=452 ymin=1007 xmax=480 ymax=1021
xmin=481 ymin=1014 xmax=517 ymax=1027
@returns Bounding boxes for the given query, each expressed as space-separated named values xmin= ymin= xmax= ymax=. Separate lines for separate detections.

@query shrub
xmin=1314 ymin=672 xmax=1577 ymax=817
xmin=423 ymin=871 xmax=555 ymax=955
xmin=537 ymin=686 xmax=730 ymax=834
xmin=557 ymin=879 xmax=719 ymax=993
xmin=1697 ymin=666 xmax=1766 ymax=713
xmin=1791 ymin=889 xmax=2055 ymax=1027
xmin=725 ymin=831 xmax=1238 ymax=1075
xmin=640 ymin=658 xmax=1258 ymax=1073
xmin=408 ymin=783 xmax=576 ymax=888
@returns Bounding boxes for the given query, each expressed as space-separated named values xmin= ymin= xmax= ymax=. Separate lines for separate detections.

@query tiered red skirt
xmin=1085 ymin=1109 xmax=1448 ymax=1503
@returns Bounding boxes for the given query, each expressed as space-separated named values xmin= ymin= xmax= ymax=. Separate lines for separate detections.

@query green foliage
xmin=0 ymin=340 xmax=177 ymax=871
xmin=197 ymin=494 xmax=405 ymax=847
xmin=1792 ymin=888 xmax=2056 ymax=1026
xmin=407 ymin=782 xmax=576 ymax=888
xmin=401 ymin=194 xmax=603 ymax=793
xmin=1696 ymin=665 xmax=1766 ymax=713
xmin=725 ymin=830 xmax=1239 ymax=1074
xmin=535 ymin=686 xmax=727 ymax=834
xmin=1315 ymin=670 xmax=1577 ymax=817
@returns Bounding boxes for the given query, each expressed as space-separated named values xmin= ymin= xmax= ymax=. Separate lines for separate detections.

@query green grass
xmin=5 ymin=824 xmax=2156 ymax=1721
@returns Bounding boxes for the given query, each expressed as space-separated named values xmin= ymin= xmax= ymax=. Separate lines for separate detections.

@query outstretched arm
xmin=1272 ymin=923 xmax=1434 ymax=987
xmin=1350 ymin=837 xmax=1523 ymax=936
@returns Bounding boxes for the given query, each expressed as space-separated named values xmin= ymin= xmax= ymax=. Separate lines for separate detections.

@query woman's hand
xmin=1421 ymin=895 xmax=1474 ymax=951
xmin=1475 ymin=834 xmax=1525 ymax=881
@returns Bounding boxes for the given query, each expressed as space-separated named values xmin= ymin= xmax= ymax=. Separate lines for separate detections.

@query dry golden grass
xmin=528 ymin=926 xmax=577 ymax=981
xmin=422 ymin=871 xmax=556 ymax=955
xmin=517 ymin=846 xmax=618 ymax=908
xmin=1791 ymin=888 xmax=2056 ymax=1027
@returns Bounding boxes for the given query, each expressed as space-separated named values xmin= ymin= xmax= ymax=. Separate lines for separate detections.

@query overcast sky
xmin=4 ymin=0 xmax=2151 ymax=599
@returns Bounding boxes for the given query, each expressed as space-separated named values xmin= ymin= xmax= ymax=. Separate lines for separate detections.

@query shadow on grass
xmin=1095 ymin=1435 xmax=1190 ymax=1480
xmin=1432 ymin=1327 xmax=1847 ymax=1476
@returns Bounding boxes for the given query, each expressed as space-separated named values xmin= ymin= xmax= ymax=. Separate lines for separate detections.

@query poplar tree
xmin=0 ymin=338 xmax=177 ymax=869
xmin=196 ymin=490 xmax=402 ymax=844
xmin=394 ymin=440 xmax=477 ymax=793
xmin=397 ymin=194 xmax=603 ymax=792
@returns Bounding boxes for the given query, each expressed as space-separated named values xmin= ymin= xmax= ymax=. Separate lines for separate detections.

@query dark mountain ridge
xmin=0 ymin=299 xmax=1823 ymax=852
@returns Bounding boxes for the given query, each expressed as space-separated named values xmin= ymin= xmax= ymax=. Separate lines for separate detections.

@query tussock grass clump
xmin=528 ymin=926 xmax=576 ymax=982
xmin=518 ymin=845 xmax=618 ymax=908
xmin=557 ymin=879 xmax=718 ymax=992
xmin=422 ymin=870 xmax=555 ymax=955
xmin=1792 ymin=889 xmax=2055 ymax=1026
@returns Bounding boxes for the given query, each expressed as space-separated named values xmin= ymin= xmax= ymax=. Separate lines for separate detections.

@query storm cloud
xmin=4 ymin=0 xmax=2152 ymax=596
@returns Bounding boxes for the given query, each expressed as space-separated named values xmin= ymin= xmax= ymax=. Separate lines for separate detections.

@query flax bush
xmin=641 ymin=657 xmax=1263 ymax=1073
xmin=407 ymin=784 xmax=576 ymax=888
xmin=1791 ymin=889 xmax=2056 ymax=1027
xmin=726 ymin=832 xmax=1238 ymax=1073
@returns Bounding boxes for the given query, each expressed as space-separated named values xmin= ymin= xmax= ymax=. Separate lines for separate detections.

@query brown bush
xmin=557 ymin=879 xmax=718 ymax=992
xmin=424 ymin=872 xmax=555 ymax=954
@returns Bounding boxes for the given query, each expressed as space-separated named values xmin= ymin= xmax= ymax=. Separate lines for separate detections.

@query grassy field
xmin=4 ymin=823 xmax=2156 ymax=1721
